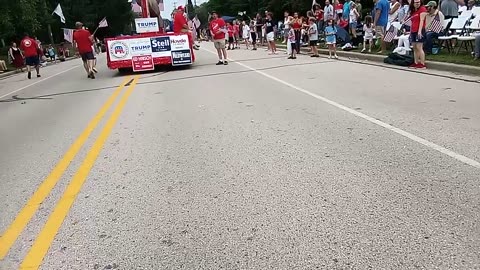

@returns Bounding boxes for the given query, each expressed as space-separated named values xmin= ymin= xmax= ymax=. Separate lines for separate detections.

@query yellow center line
xmin=19 ymin=76 xmax=140 ymax=270
xmin=0 ymin=76 xmax=132 ymax=260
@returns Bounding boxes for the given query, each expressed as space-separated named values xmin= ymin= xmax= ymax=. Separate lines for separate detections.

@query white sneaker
xmin=328 ymin=55 xmax=332 ymax=59
xmin=334 ymin=55 xmax=338 ymax=59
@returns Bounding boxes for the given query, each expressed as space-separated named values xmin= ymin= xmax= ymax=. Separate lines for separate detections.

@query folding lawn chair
xmin=456 ymin=16 xmax=480 ymax=54
xmin=438 ymin=15 xmax=470 ymax=53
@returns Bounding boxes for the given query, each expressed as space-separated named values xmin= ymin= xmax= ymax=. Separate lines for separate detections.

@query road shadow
xmin=0 ymin=85 xmax=120 ymax=103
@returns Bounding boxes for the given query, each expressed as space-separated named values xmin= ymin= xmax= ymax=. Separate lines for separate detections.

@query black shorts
xmin=25 ymin=56 xmax=40 ymax=66
xmin=410 ymin=30 xmax=426 ymax=43
xmin=290 ymin=43 xmax=297 ymax=51
xmin=80 ymin=51 xmax=95 ymax=61
xmin=251 ymin=32 xmax=257 ymax=44
xmin=309 ymin=40 xmax=318 ymax=46
xmin=228 ymin=37 xmax=234 ymax=43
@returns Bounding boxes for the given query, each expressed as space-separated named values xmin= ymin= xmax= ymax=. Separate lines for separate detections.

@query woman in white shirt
xmin=349 ymin=3 xmax=360 ymax=38
xmin=242 ymin=21 xmax=251 ymax=49
xmin=389 ymin=0 xmax=401 ymax=26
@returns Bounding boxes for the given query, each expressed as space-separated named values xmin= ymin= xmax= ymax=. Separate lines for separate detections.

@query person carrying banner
xmin=173 ymin=6 xmax=199 ymax=50
xmin=20 ymin=33 xmax=41 ymax=79
xmin=73 ymin=22 xmax=96 ymax=79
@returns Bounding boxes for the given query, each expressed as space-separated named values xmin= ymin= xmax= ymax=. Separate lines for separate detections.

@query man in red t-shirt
xmin=173 ymin=6 xmax=199 ymax=50
xmin=209 ymin=11 xmax=228 ymax=65
xmin=73 ymin=22 xmax=96 ymax=79
xmin=20 ymin=33 xmax=40 ymax=79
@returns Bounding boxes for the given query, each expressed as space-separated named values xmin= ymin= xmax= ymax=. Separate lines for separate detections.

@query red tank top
xmin=293 ymin=19 xmax=302 ymax=30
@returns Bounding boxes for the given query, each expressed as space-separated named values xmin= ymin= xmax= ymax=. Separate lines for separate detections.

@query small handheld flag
xmin=63 ymin=28 xmax=74 ymax=43
xmin=98 ymin=17 xmax=108 ymax=28
xmin=383 ymin=25 xmax=398 ymax=42
xmin=428 ymin=14 xmax=443 ymax=33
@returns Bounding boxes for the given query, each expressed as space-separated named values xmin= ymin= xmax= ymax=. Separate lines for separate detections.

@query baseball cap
xmin=426 ymin=1 xmax=437 ymax=7
xmin=177 ymin=6 xmax=184 ymax=11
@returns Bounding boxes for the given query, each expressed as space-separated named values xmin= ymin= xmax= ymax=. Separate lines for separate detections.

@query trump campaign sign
xmin=135 ymin=18 xmax=159 ymax=33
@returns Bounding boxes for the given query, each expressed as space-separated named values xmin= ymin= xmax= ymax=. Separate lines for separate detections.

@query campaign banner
xmin=135 ymin=18 xmax=159 ymax=33
xmin=132 ymin=55 xmax=154 ymax=72
xmin=129 ymin=38 xmax=152 ymax=56
xmin=108 ymin=40 xmax=130 ymax=60
xmin=169 ymin=35 xmax=190 ymax=51
xmin=150 ymin=36 xmax=171 ymax=52
xmin=171 ymin=49 xmax=192 ymax=66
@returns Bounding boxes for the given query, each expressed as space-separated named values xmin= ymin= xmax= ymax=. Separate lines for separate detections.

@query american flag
xmin=383 ymin=25 xmax=398 ymax=42
xmin=428 ymin=14 xmax=443 ymax=33
xmin=402 ymin=16 xmax=412 ymax=27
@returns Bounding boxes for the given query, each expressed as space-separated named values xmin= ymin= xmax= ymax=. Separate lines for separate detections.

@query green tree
xmin=0 ymin=0 xmax=133 ymax=45
xmin=187 ymin=0 xmax=195 ymax=20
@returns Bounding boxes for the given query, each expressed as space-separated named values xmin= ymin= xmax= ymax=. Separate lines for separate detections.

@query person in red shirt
xmin=314 ymin=5 xmax=325 ymax=31
xmin=409 ymin=0 xmax=428 ymax=69
xmin=227 ymin=22 xmax=235 ymax=50
xmin=173 ymin=6 xmax=199 ymax=50
xmin=20 ymin=33 xmax=40 ymax=79
xmin=209 ymin=11 xmax=228 ymax=65
xmin=73 ymin=22 xmax=96 ymax=79
xmin=233 ymin=21 xmax=240 ymax=49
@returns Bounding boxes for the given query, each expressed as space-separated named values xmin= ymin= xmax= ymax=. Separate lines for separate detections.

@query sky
xmin=161 ymin=0 xmax=207 ymax=18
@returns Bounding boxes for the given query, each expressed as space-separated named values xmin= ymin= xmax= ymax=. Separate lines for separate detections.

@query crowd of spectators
xmin=0 ymin=39 xmax=73 ymax=74
xmin=209 ymin=0 xmax=480 ymax=68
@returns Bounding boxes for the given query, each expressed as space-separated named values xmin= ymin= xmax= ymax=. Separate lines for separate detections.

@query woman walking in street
xmin=265 ymin=12 xmax=277 ymax=54
xmin=9 ymin=42 xmax=25 ymax=72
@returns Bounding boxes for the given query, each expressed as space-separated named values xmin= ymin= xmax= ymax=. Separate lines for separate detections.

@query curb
xmin=277 ymin=45 xmax=480 ymax=77
xmin=0 ymin=56 xmax=78 ymax=80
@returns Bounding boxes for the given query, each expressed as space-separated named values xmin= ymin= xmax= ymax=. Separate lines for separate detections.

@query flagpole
xmin=47 ymin=24 xmax=55 ymax=45
xmin=93 ymin=26 xmax=100 ymax=36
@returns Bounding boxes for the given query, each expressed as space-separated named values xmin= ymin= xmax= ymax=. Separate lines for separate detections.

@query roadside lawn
xmin=274 ymin=40 xmax=479 ymax=67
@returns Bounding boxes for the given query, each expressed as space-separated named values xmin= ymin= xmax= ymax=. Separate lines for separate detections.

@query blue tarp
xmin=221 ymin=16 xmax=236 ymax=22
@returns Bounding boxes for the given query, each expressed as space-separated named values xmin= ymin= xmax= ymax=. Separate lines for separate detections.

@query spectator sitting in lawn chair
xmin=0 ymin=60 xmax=8 ymax=73
xmin=394 ymin=23 xmax=412 ymax=55
xmin=424 ymin=1 xmax=445 ymax=54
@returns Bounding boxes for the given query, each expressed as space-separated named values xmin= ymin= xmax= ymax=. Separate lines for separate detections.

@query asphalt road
xmin=0 ymin=47 xmax=479 ymax=270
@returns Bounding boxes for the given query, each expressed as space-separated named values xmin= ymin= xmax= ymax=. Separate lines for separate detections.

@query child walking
xmin=287 ymin=27 xmax=297 ymax=59
xmin=249 ymin=21 xmax=258 ymax=50
xmin=308 ymin=17 xmax=320 ymax=57
xmin=227 ymin=22 xmax=234 ymax=50
xmin=362 ymin=15 xmax=374 ymax=53
xmin=242 ymin=21 xmax=250 ymax=49
xmin=324 ymin=19 xmax=338 ymax=59
xmin=233 ymin=21 xmax=240 ymax=49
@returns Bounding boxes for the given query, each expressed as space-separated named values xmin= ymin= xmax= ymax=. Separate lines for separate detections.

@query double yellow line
xmin=0 ymin=75 xmax=140 ymax=269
